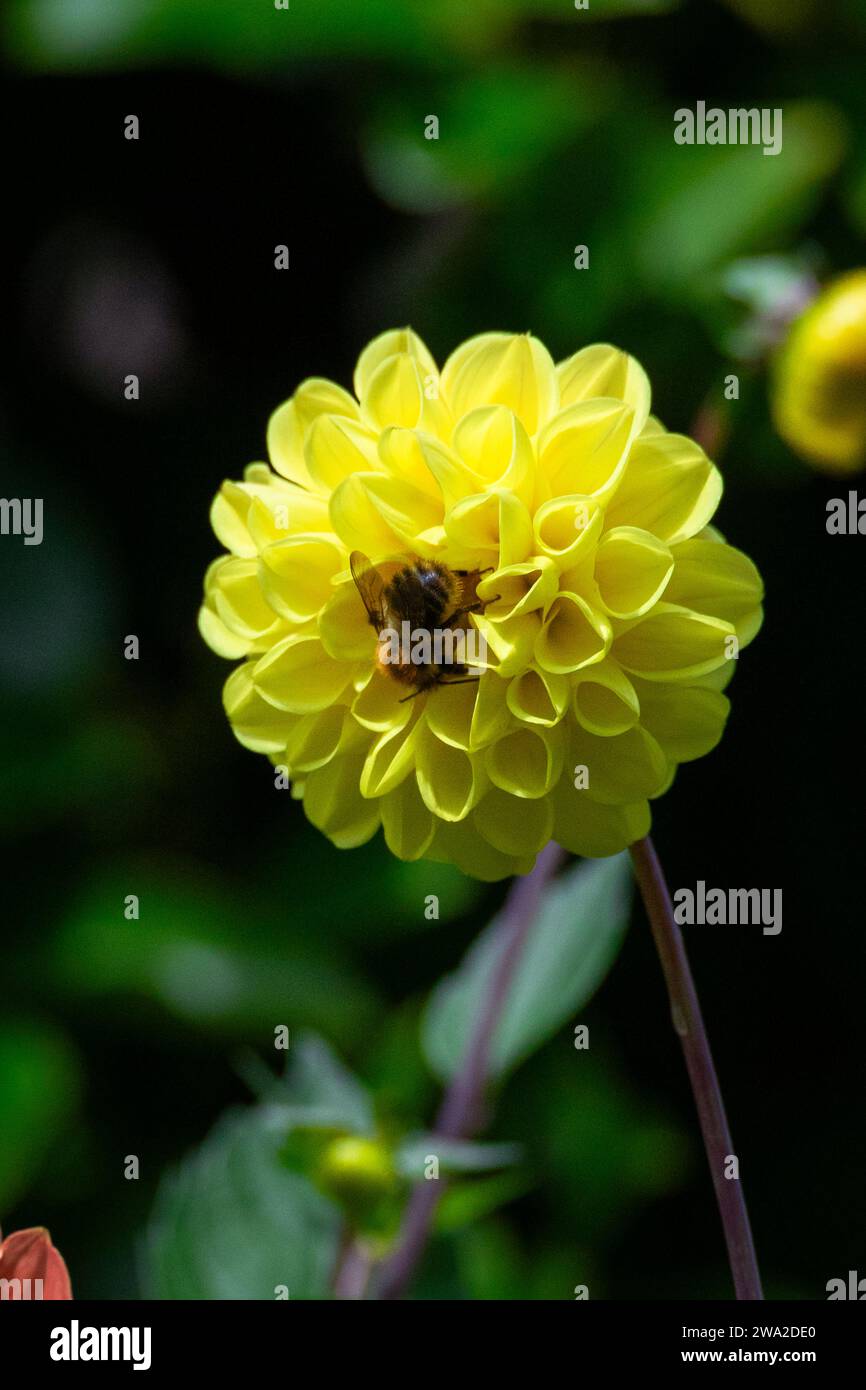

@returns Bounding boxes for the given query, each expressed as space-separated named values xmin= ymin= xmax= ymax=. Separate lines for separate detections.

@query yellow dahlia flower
xmin=772 ymin=269 xmax=866 ymax=474
xmin=199 ymin=330 xmax=763 ymax=881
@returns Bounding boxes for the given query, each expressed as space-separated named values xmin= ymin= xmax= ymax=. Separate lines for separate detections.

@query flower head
xmin=200 ymin=330 xmax=763 ymax=880
xmin=772 ymin=269 xmax=866 ymax=473
xmin=0 ymin=1226 xmax=72 ymax=1299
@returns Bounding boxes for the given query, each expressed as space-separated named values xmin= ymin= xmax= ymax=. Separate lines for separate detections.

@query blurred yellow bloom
xmin=200 ymin=330 xmax=763 ymax=880
xmin=772 ymin=269 xmax=866 ymax=473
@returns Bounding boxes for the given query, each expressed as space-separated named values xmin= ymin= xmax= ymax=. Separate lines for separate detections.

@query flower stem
xmin=629 ymin=836 xmax=763 ymax=1300
xmin=374 ymin=840 xmax=566 ymax=1300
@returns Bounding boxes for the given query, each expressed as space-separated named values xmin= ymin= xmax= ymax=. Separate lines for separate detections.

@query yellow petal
xmin=428 ymin=819 xmax=533 ymax=882
xmin=631 ymin=679 xmax=730 ymax=761
xmin=304 ymin=414 xmax=382 ymax=492
xmin=533 ymin=497 xmax=603 ymax=569
xmin=425 ymin=679 xmax=481 ymax=750
xmin=351 ymin=668 xmax=413 ymax=732
xmin=354 ymin=327 xmax=438 ymax=400
xmin=223 ymin=662 xmax=297 ymax=753
xmin=360 ymin=716 xmax=421 ymax=798
xmin=285 ymin=705 xmax=348 ymax=772
xmin=253 ymin=635 xmax=352 ymax=712
xmin=569 ymin=724 xmax=670 ymax=804
xmin=415 ymin=726 xmax=487 ymax=821
xmin=535 ymin=591 xmax=611 ymax=674
xmin=441 ymin=332 xmax=558 ymax=435
xmin=613 ymin=603 xmax=734 ymax=682
xmin=451 ymin=405 xmax=535 ymax=504
xmin=506 ymin=667 xmax=569 ymax=726
xmin=573 ymin=660 xmax=640 ymax=736
xmin=380 ymin=777 xmax=436 ymax=861
xmin=474 ymin=787 xmax=554 ymax=857
xmin=604 ymin=431 xmax=722 ymax=544
xmin=445 ymin=489 xmax=533 ymax=570
xmin=555 ymin=343 xmax=651 ymax=432
xmin=468 ymin=672 xmax=513 ymax=750
xmin=551 ymin=776 xmax=650 ymax=857
xmin=593 ymin=526 xmax=673 ymax=619
xmin=664 ymin=539 xmax=764 ymax=645
xmin=258 ymin=535 xmax=345 ymax=623
xmin=303 ymin=751 xmax=381 ymax=849
xmin=485 ymin=724 xmax=564 ymax=799
xmin=537 ymin=398 xmax=637 ymax=502
xmin=268 ymin=378 xmax=360 ymax=490
xmin=476 ymin=557 xmax=559 ymax=622
xmin=319 ymin=581 xmax=378 ymax=662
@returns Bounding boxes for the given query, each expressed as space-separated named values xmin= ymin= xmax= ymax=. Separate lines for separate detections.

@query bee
xmin=350 ymin=550 xmax=492 ymax=698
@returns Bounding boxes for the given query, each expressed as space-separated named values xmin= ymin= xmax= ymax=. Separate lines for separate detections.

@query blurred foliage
xmin=2 ymin=0 xmax=865 ymax=1302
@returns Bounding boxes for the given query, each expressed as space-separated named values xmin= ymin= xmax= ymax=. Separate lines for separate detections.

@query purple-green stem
xmin=630 ymin=836 xmax=763 ymax=1300
xmin=373 ymin=841 xmax=566 ymax=1300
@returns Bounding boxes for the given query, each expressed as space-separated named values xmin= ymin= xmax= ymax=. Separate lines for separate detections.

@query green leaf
xmin=422 ymin=854 xmax=632 ymax=1082
xmin=269 ymin=1034 xmax=375 ymax=1136
xmin=145 ymin=1106 xmax=341 ymax=1299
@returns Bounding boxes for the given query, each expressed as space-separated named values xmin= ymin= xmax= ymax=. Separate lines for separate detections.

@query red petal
xmin=0 ymin=1227 xmax=73 ymax=1299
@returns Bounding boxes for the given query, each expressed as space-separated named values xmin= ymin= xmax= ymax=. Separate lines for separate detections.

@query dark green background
xmin=1 ymin=0 xmax=864 ymax=1298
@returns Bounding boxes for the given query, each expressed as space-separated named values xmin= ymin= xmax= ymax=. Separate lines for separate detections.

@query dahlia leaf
xmin=422 ymin=853 xmax=632 ymax=1081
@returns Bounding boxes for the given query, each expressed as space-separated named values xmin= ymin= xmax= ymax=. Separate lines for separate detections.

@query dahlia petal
xmin=246 ymin=487 xmax=332 ymax=551
xmin=268 ymin=378 xmax=359 ymax=490
xmin=569 ymin=724 xmax=670 ymax=804
xmin=381 ymin=777 xmax=436 ymax=861
xmin=604 ymin=431 xmax=723 ymax=544
xmin=428 ymin=819 xmax=534 ymax=881
xmin=212 ymin=557 xmax=283 ymax=641
xmin=362 ymin=351 xmax=452 ymax=436
xmin=468 ymin=672 xmax=513 ymax=750
xmin=573 ymin=660 xmax=640 ymax=736
xmin=353 ymin=327 xmax=438 ymax=401
xmin=476 ymin=557 xmax=559 ymax=622
xmin=378 ymin=426 xmax=448 ymax=500
xmin=360 ymin=717 xmax=421 ymax=798
xmin=351 ymin=669 xmax=413 ymax=731
xmin=593 ymin=526 xmax=674 ymax=619
xmin=537 ymin=397 xmax=637 ymax=502
xmin=506 ymin=667 xmax=569 ymax=727
xmin=425 ymin=680 xmax=480 ymax=750
xmin=473 ymin=611 xmax=540 ymax=677
xmin=533 ymin=495 xmax=603 ymax=569
xmin=198 ymin=601 xmax=251 ymax=660
xmin=551 ymin=776 xmax=650 ymax=857
xmin=486 ymin=724 xmax=564 ymax=799
xmin=474 ymin=787 xmax=554 ymax=857
xmin=664 ymin=539 xmax=764 ymax=644
xmin=555 ymin=344 xmax=651 ymax=432
xmin=304 ymin=413 xmax=382 ymax=492
xmin=445 ymin=489 xmax=533 ymax=569
xmin=285 ymin=705 xmax=348 ymax=772
xmin=441 ymin=333 xmax=558 ymax=435
xmin=415 ymin=727 xmax=487 ymax=821
xmin=329 ymin=472 xmax=410 ymax=555
xmin=223 ymin=662 xmax=298 ymax=754
xmin=452 ymin=405 xmax=536 ymax=504
xmin=319 ymin=582 xmax=378 ymax=662
xmin=253 ymin=635 xmax=352 ymax=713
xmin=303 ymin=752 xmax=381 ymax=849
xmin=631 ymin=680 xmax=730 ymax=762
xmin=613 ymin=603 xmax=735 ymax=681
xmin=258 ymin=535 xmax=345 ymax=623
xmin=535 ymin=591 xmax=612 ymax=674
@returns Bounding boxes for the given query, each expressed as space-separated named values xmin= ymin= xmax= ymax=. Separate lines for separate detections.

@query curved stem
xmin=375 ymin=841 xmax=566 ymax=1300
xmin=630 ymin=836 xmax=763 ymax=1300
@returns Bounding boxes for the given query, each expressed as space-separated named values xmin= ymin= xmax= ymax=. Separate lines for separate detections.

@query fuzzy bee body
xmin=350 ymin=551 xmax=486 ymax=696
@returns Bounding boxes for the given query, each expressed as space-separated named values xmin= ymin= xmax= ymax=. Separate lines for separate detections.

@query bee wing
xmin=350 ymin=550 xmax=387 ymax=626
